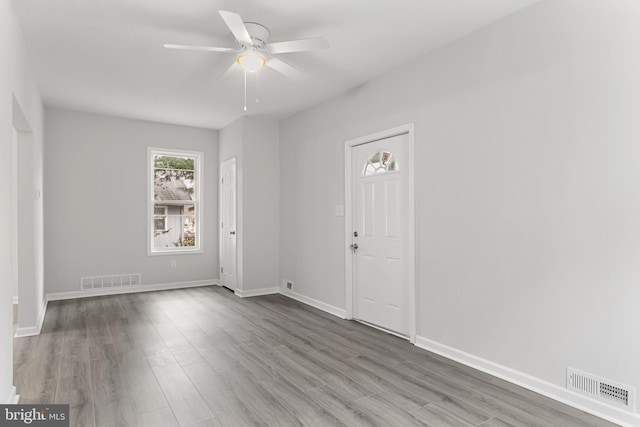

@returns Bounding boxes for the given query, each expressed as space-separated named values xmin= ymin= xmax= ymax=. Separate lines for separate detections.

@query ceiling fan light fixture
xmin=237 ymin=52 xmax=266 ymax=72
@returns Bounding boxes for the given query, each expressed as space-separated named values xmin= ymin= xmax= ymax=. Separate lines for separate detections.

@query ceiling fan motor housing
xmin=243 ymin=22 xmax=270 ymax=49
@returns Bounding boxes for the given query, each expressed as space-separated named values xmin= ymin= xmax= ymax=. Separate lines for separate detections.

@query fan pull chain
xmin=243 ymin=70 xmax=248 ymax=111
xmin=256 ymin=71 xmax=260 ymax=104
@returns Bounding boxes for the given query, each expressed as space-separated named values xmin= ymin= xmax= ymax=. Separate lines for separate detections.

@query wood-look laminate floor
xmin=14 ymin=286 xmax=616 ymax=427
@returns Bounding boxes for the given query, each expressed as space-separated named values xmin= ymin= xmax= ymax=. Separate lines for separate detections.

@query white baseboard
xmin=46 ymin=279 xmax=218 ymax=301
xmin=4 ymin=386 xmax=18 ymax=404
xmin=235 ymin=287 xmax=280 ymax=298
xmin=279 ymin=288 xmax=346 ymax=319
xmin=12 ymin=296 xmax=18 ymax=305
xmin=415 ymin=336 xmax=639 ymax=427
xmin=14 ymin=298 xmax=48 ymax=338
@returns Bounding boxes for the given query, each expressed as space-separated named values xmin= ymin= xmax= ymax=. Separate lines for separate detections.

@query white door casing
xmin=220 ymin=158 xmax=237 ymax=290
xmin=11 ymin=127 xmax=19 ymax=304
xmin=345 ymin=124 xmax=415 ymax=342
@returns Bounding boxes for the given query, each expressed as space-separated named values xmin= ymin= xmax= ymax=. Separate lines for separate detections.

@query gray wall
xmin=44 ymin=108 xmax=219 ymax=293
xmin=219 ymin=117 xmax=279 ymax=293
xmin=243 ymin=118 xmax=279 ymax=292
xmin=280 ymin=0 xmax=640 ymax=405
xmin=0 ymin=0 xmax=44 ymax=402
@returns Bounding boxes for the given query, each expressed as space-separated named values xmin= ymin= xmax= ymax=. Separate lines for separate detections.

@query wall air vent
xmin=567 ymin=367 xmax=636 ymax=412
xmin=81 ymin=273 xmax=141 ymax=290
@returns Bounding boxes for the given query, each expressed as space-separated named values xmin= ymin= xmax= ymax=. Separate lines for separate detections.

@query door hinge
xmin=221 ymin=177 xmax=224 ymax=184
xmin=221 ymin=266 xmax=224 ymax=273
xmin=221 ymin=222 xmax=223 ymax=229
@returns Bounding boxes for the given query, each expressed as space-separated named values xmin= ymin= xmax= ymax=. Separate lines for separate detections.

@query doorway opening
xmin=11 ymin=95 xmax=42 ymax=339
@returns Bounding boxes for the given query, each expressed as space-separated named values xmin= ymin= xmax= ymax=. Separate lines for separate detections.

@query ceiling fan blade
xmin=219 ymin=10 xmax=253 ymax=46
xmin=267 ymin=37 xmax=328 ymax=54
xmin=163 ymin=44 xmax=236 ymax=53
xmin=266 ymin=58 xmax=304 ymax=81
xmin=219 ymin=61 xmax=240 ymax=80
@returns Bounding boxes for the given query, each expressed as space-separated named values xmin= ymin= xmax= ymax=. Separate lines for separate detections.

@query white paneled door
xmin=220 ymin=159 xmax=237 ymax=291
xmin=352 ymin=133 xmax=410 ymax=336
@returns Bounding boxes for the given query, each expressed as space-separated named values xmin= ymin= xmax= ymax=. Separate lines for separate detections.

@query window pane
xmin=380 ymin=151 xmax=391 ymax=166
xmin=154 ymin=155 xmax=194 ymax=171
xmin=154 ymin=217 xmax=166 ymax=231
xmin=154 ymin=154 xmax=195 ymax=201
xmin=180 ymin=213 xmax=196 ymax=247
xmin=363 ymin=151 xmax=399 ymax=175
xmin=154 ymin=169 xmax=195 ymax=183
xmin=152 ymin=205 xmax=197 ymax=249
xmin=364 ymin=163 xmax=375 ymax=175
xmin=154 ymin=170 xmax=195 ymax=201
xmin=154 ymin=206 xmax=167 ymax=231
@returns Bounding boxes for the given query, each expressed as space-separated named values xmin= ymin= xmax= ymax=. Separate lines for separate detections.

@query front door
xmin=352 ymin=133 xmax=410 ymax=336
xmin=220 ymin=159 xmax=237 ymax=291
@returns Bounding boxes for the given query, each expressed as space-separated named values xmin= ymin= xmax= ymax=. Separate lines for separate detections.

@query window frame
xmin=147 ymin=147 xmax=203 ymax=255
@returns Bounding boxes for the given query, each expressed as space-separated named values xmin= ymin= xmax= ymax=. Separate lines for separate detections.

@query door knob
xmin=350 ymin=243 xmax=358 ymax=251
xmin=230 ymin=231 xmax=236 ymax=235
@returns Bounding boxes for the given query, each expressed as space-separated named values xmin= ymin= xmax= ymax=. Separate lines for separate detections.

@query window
xmin=154 ymin=206 xmax=168 ymax=231
xmin=363 ymin=150 xmax=398 ymax=175
xmin=148 ymin=148 xmax=202 ymax=254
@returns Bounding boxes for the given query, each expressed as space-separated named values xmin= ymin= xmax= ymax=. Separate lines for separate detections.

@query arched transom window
xmin=363 ymin=150 xmax=398 ymax=175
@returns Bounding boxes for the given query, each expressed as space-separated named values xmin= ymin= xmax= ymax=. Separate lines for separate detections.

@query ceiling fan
xmin=164 ymin=10 xmax=329 ymax=81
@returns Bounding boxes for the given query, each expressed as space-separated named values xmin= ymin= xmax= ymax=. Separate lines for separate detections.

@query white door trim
xmin=219 ymin=157 xmax=237 ymax=291
xmin=344 ymin=123 xmax=416 ymax=343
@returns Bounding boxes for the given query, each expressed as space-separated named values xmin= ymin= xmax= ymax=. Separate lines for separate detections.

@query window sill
xmin=147 ymin=249 xmax=203 ymax=256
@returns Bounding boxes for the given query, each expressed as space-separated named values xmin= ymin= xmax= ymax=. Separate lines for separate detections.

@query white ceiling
xmin=14 ymin=0 xmax=539 ymax=130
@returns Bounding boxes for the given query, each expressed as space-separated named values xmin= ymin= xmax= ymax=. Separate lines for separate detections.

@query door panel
xmin=352 ymin=133 xmax=409 ymax=336
xmin=385 ymin=180 xmax=400 ymax=238
xmin=362 ymin=182 xmax=375 ymax=237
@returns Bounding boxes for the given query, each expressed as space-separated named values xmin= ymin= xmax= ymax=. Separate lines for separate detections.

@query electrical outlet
xmin=170 ymin=260 xmax=177 ymax=268
xmin=287 ymin=282 xmax=293 ymax=290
